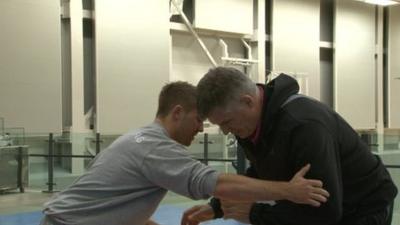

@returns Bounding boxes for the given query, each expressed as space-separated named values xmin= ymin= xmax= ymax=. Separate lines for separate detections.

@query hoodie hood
xmin=264 ymin=73 xmax=300 ymax=118
xmin=255 ymin=73 xmax=300 ymax=143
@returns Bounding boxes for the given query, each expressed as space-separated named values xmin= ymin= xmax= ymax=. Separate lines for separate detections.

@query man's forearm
xmin=213 ymin=174 xmax=288 ymax=202
xmin=213 ymin=164 xmax=329 ymax=206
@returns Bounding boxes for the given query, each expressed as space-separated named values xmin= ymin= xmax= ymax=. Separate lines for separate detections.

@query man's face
xmin=208 ymin=102 xmax=258 ymax=139
xmin=176 ymin=109 xmax=204 ymax=146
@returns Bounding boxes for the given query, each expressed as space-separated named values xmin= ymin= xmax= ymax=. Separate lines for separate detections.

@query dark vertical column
xmin=43 ymin=133 xmax=56 ymax=193
xmin=96 ymin=132 xmax=100 ymax=155
xmin=17 ymin=146 xmax=24 ymax=193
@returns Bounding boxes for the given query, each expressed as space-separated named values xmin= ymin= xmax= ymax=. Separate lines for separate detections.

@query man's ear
xmin=170 ymin=105 xmax=184 ymax=121
xmin=239 ymin=94 xmax=255 ymax=108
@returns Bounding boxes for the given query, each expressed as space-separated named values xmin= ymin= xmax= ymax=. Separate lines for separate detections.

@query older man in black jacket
xmin=181 ymin=67 xmax=397 ymax=225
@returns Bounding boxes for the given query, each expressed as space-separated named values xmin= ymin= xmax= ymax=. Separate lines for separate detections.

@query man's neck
xmin=155 ymin=117 xmax=175 ymax=139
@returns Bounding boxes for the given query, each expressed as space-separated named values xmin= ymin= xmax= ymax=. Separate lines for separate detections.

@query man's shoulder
xmin=283 ymin=97 xmax=332 ymax=121
xmin=125 ymin=123 xmax=184 ymax=151
xmin=126 ymin=122 xmax=168 ymax=141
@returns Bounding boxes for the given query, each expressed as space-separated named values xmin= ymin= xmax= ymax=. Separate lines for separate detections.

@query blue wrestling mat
xmin=0 ymin=205 xmax=244 ymax=225
xmin=0 ymin=211 xmax=42 ymax=225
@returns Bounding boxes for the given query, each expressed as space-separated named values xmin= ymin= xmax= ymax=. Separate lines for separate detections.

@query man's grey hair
xmin=197 ymin=67 xmax=257 ymax=118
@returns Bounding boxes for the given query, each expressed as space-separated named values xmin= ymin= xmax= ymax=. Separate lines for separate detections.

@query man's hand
xmin=181 ymin=204 xmax=215 ymax=225
xmin=221 ymin=200 xmax=252 ymax=224
xmin=286 ymin=164 xmax=330 ymax=207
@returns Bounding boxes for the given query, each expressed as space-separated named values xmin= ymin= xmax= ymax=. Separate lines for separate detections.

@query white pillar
xmin=257 ymin=0 xmax=266 ymax=83
xmin=70 ymin=0 xmax=90 ymax=174
xmin=376 ymin=7 xmax=384 ymax=153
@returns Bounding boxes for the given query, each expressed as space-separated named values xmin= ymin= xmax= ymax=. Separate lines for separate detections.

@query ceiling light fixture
xmin=359 ymin=0 xmax=399 ymax=6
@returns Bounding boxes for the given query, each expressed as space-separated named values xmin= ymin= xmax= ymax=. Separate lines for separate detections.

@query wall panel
xmin=0 ymin=0 xmax=62 ymax=134
xmin=194 ymin=0 xmax=253 ymax=34
xmin=171 ymin=33 xmax=245 ymax=84
xmin=388 ymin=5 xmax=400 ymax=128
xmin=334 ymin=0 xmax=375 ymax=129
xmin=95 ymin=0 xmax=170 ymax=134
xmin=272 ymin=0 xmax=320 ymax=99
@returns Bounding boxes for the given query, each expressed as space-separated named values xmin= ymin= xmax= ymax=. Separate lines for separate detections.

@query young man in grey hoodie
xmin=40 ymin=81 xmax=329 ymax=225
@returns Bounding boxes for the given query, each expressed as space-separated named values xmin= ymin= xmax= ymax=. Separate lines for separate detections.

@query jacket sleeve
xmin=249 ymin=122 xmax=343 ymax=225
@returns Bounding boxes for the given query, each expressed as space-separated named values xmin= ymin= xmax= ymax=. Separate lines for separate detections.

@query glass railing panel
xmin=0 ymin=145 xmax=28 ymax=192
xmin=0 ymin=117 xmax=4 ymax=135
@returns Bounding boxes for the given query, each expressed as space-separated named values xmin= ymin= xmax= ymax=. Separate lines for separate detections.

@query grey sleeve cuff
xmin=202 ymin=171 xmax=220 ymax=198
xmin=188 ymin=169 xmax=220 ymax=200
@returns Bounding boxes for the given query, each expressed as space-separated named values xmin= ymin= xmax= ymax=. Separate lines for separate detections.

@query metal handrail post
xmin=17 ymin=146 xmax=24 ymax=193
xmin=43 ymin=133 xmax=57 ymax=193
xmin=96 ymin=132 xmax=100 ymax=155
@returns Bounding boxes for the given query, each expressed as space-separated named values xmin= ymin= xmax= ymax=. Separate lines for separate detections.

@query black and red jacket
xmin=212 ymin=74 xmax=397 ymax=225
